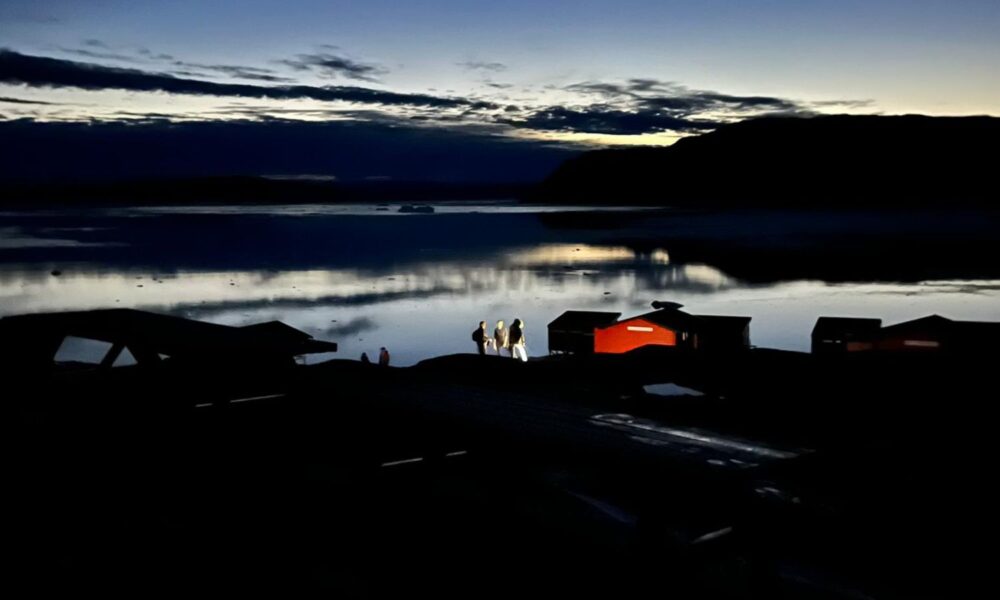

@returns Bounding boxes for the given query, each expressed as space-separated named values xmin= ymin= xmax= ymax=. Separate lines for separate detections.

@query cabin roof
xmin=548 ymin=310 xmax=622 ymax=331
xmin=613 ymin=309 xmax=751 ymax=332
xmin=879 ymin=314 xmax=954 ymax=336
xmin=812 ymin=317 xmax=883 ymax=338
xmin=625 ymin=309 xmax=699 ymax=330
xmin=879 ymin=314 xmax=1000 ymax=340
xmin=0 ymin=308 xmax=337 ymax=358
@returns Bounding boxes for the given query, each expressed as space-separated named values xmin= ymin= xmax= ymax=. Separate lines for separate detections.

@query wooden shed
xmin=811 ymin=317 xmax=883 ymax=354
xmin=547 ymin=311 xmax=621 ymax=354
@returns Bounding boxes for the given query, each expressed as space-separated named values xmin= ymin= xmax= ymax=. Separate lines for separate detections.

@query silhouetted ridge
xmin=533 ymin=115 xmax=1000 ymax=206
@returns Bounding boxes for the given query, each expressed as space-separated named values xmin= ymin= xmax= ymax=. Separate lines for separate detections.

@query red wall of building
xmin=594 ymin=319 xmax=677 ymax=354
xmin=876 ymin=336 xmax=943 ymax=351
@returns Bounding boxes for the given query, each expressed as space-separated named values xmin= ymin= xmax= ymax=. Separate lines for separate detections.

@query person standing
xmin=493 ymin=320 xmax=509 ymax=356
xmin=472 ymin=321 xmax=490 ymax=355
xmin=509 ymin=319 xmax=528 ymax=362
xmin=378 ymin=347 xmax=390 ymax=366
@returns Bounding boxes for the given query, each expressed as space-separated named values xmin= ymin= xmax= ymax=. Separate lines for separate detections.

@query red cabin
xmin=594 ymin=315 xmax=681 ymax=354
xmin=592 ymin=307 xmax=750 ymax=354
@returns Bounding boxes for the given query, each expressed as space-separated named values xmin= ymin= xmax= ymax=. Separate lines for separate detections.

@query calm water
xmin=2 ymin=202 xmax=998 ymax=365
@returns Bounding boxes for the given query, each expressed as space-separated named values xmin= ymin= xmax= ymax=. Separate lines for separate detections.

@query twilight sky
xmin=1 ymin=0 xmax=998 ymax=181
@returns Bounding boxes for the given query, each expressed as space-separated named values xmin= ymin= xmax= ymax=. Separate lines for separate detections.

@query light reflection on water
xmin=3 ymin=239 xmax=1000 ymax=366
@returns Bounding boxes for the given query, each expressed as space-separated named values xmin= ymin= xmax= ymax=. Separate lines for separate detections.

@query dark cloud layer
xmin=169 ymin=60 xmax=293 ymax=83
xmin=57 ymin=45 xmax=292 ymax=82
xmin=0 ymin=96 xmax=55 ymax=105
xmin=502 ymin=106 xmax=716 ymax=135
xmin=511 ymin=77 xmax=862 ymax=135
xmin=568 ymin=78 xmax=803 ymax=115
xmin=136 ymin=48 xmax=176 ymax=61
xmin=0 ymin=49 xmax=498 ymax=110
xmin=458 ymin=61 xmax=507 ymax=72
xmin=58 ymin=47 xmax=143 ymax=63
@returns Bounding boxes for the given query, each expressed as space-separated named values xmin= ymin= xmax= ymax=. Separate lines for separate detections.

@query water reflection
xmin=504 ymin=244 xmax=671 ymax=266
xmin=2 ymin=208 xmax=999 ymax=365
xmin=3 ymin=255 xmax=999 ymax=366
xmin=0 ymin=226 xmax=120 ymax=249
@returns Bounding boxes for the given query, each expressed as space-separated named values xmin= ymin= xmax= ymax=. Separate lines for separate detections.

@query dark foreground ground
xmin=8 ymin=347 xmax=996 ymax=598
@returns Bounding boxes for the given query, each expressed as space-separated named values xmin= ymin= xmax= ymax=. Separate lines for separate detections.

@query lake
xmin=2 ymin=202 xmax=999 ymax=365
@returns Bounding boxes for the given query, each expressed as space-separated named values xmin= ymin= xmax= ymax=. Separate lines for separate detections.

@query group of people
xmin=360 ymin=347 xmax=390 ymax=366
xmin=472 ymin=319 xmax=528 ymax=362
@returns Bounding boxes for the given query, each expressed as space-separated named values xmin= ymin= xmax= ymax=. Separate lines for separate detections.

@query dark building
xmin=811 ymin=314 xmax=1000 ymax=356
xmin=547 ymin=311 xmax=621 ymax=354
xmin=696 ymin=315 xmax=753 ymax=351
xmin=875 ymin=315 xmax=953 ymax=352
xmin=876 ymin=314 xmax=1000 ymax=354
xmin=811 ymin=317 xmax=883 ymax=354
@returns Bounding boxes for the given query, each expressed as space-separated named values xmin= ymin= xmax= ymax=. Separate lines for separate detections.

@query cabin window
xmin=53 ymin=336 xmax=114 ymax=365
xmin=903 ymin=340 xmax=940 ymax=348
xmin=112 ymin=347 xmax=138 ymax=367
xmin=626 ymin=326 xmax=654 ymax=332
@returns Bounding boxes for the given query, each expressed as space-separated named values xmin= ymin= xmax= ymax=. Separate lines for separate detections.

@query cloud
xmin=458 ymin=61 xmax=507 ymax=72
xmin=0 ymin=49 xmax=499 ymax=110
xmin=625 ymin=78 xmax=669 ymax=93
xmin=0 ymin=96 xmax=56 ymax=105
xmin=136 ymin=48 xmax=176 ymax=61
xmin=57 ymin=47 xmax=143 ymax=63
xmin=59 ymin=44 xmax=294 ymax=82
xmin=549 ymin=78 xmax=869 ymax=134
xmin=811 ymin=99 xmax=876 ymax=109
xmin=568 ymin=78 xmax=799 ymax=114
xmin=565 ymin=81 xmax=637 ymax=97
xmin=501 ymin=106 xmax=716 ymax=135
xmin=277 ymin=52 xmax=386 ymax=82
xmin=168 ymin=60 xmax=294 ymax=83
